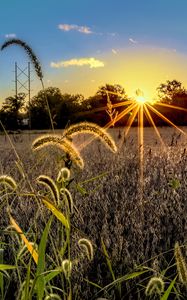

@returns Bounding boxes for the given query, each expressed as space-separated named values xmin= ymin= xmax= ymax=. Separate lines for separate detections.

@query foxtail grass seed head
xmin=145 ymin=277 xmax=165 ymax=297
xmin=32 ymin=135 xmax=84 ymax=169
xmin=57 ymin=167 xmax=71 ymax=183
xmin=36 ymin=175 xmax=60 ymax=206
xmin=62 ymin=259 xmax=72 ymax=279
xmin=60 ymin=188 xmax=74 ymax=213
xmin=174 ymin=242 xmax=187 ymax=284
xmin=0 ymin=175 xmax=17 ymax=190
xmin=32 ymin=134 xmax=61 ymax=150
xmin=63 ymin=122 xmax=117 ymax=153
xmin=1 ymin=39 xmax=43 ymax=80
xmin=78 ymin=238 xmax=94 ymax=261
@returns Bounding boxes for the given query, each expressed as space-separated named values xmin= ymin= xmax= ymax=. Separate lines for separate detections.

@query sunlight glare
xmin=135 ymin=95 xmax=147 ymax=104
xmin=135 ymin=89 xmax=147 ymax=104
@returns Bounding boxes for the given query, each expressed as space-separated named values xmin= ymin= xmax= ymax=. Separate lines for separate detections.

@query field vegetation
xmin=1 ymin=127 xmax=187 ymax=299
xmin=1 ymin=39 xmax=187 ymax=300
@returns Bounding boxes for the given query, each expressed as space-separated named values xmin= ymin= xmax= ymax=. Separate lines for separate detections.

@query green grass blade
xmin=101 ymin=238 xmax=115 ymax=281
xmin=93 ymin=269 xmax=148 ymax=299
xmin=42 ymin=198 xmax=70 ymax=229
xmin=22 ymin=263 xmax=31 ymax=300
xmin=80 ymin=171 xmax=108 ymax=184
xmin=161 ymin=276 xmax=177 ymax=300
xmin=0 ymin=265 xmax=16 ymax=270
xmin=122 ymin=271 xmax=148 ymax=281
xmin=84 ymin=278 xmax=102 ymax=289
xmin=44 ymin=268 xmax=63 ymax=284
xmin=0 ymin=250 xmax=4 ymax=299
xmin=101 ymin=270 xmax=148 ymax=292
xmin=36 ymin=217 xmax=52 ymax=300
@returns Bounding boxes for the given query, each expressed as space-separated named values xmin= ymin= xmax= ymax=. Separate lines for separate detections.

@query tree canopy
xmin=0 ymin=93 xmax=26 ymax=129
xmin=1 ymin=80 xmax=187 ymax=130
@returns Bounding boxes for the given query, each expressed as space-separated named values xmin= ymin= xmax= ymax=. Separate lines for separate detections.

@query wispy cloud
xmin=112 ymin=49 xmax=118 ymax=55
xmin=58 ymin=24 xmax=93 ymax=34
xmin=46 ymin=79 xmax=52 ymax=85
xmin=5 ymin=33 xmax=16 ymax=38
xmin=50 ymin=57 xmax=104 ymax=69
xmin=108 ymin=32 xmax=117 ymax=37
xmin=129 ymin=37 xmax=138 ymax=44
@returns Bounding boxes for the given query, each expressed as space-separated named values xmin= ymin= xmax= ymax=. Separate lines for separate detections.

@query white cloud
xmin=108 ymin=32 xmax=117 ymax=37
xmin=5 ymin=33 xmax=16 ymax=38
xmin=112 ymin=49 xmax=118 ymax=55
xmin=58 ymin=24 xmax=92 ymax=34
xmin=50 ymin=57 xmax=104 ymax=69
xmin=129 ymin=37 xmax=138 ymax=44
xmin=46 ymin=79 xmax=52 ymax=85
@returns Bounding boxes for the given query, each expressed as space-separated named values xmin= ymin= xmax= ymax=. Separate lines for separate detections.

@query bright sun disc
xmin=135 ymin=89 xmax=148 ymax=104
xmin=135 ymin=95 xmax=147 ymax=104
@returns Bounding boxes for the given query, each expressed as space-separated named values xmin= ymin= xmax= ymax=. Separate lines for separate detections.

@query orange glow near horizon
xmin=46 ymin=47 xmax=187 ymax=102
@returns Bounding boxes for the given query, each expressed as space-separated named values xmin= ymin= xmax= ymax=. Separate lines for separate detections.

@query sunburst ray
xmin=143 ymin=104 xmax=165 ymax=147
xmin=146 ymin=103 xmax=185 ymax=134
xmin=78 ymin=102 xmax=137 ymax=151
xmin=119 ymin=103 xmax=140 ymax=148
xmin=156 ymin=102 xmax=187 ymax=112
xmin=76 ymin=88 xmax=186 ymax=204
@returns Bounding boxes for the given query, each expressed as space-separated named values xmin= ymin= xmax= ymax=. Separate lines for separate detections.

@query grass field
xmin=1 ymin=126 xmax=187 ymax=299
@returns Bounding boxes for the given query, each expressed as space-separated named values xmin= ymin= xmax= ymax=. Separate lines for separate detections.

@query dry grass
xmin=1 ymin=127 xmax=187 ymax=299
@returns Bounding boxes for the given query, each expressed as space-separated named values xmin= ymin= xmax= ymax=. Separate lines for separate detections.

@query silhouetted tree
xmin=0 ymin=93 xmax=26 ymax=129
xmin=157 ymin=80 xmax=187 ymax=104
xmin=29 ymin=87 xmax=85 ymax=129
xmin=83 ymin=84 xmax=129 ymax=126
xmin=156 ymin=80 xmax=187 ymax=124
xmin=97 ymin=83 xmax=126 ymax=102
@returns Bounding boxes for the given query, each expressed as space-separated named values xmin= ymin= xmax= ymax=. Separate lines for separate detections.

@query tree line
xmin=1 ymin=79 xmax=187 ymax=130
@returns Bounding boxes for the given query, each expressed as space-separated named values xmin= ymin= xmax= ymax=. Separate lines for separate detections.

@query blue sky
xmin=1 ymin=0 xmax=187 ymax=102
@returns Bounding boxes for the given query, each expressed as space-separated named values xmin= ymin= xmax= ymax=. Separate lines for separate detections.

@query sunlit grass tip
xmin=57 ymin=167 xmax=71 ymax=183
xmin=32 ymin=134 xmax=84 ymax=169
xmin=0 ymin=175 xmax=17 ymax=190
xmin=145 ymin=276 xmax=165 ymax=296
xmin=17 ymin=242 xmax=38 ymax=261
xmin=36 ymin=175 xmax=60 ymax=206
xmin=63 ymin=122 xmax=117 ymax=153
xmin=78 ymin=238 xmax=94 ymax=261
xmin=62 ymin=259 xmax=72 ymax=279
xmin=1 ymin=38 xmax=43 ymax=80
xmin=60 ymin=188 xmax=74 ymax=212
xmin=9 ymin=215 xmax=38 ymax=264
xmin=174 ymin=241 xmax=187 ymax=284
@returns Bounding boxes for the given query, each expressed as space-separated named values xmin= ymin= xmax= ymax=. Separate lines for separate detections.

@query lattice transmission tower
xmin=14 ymin=62 xmax=32 ymax=129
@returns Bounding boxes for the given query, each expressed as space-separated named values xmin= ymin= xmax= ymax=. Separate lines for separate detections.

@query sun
xmin=135 ymin=89 xmax=147 ymax=104
xmin=135 ymin=95 xmax=146 ymax=104
xmin=77 ymin=86 xmax=187 ymax=202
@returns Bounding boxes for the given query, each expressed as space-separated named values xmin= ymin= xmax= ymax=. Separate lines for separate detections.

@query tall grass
xmin=1 ymin=129 xmax=187 ymax=299
xmin=1 ymin=37 xmax=187 ymax=299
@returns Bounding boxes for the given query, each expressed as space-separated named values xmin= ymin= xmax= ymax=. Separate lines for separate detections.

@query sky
xmin=1 ymin=0 xmax=187 ymax=104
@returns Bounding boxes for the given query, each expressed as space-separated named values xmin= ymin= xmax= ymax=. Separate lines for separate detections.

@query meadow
xmin=1 ymin=126 xmax=187 ymax=299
